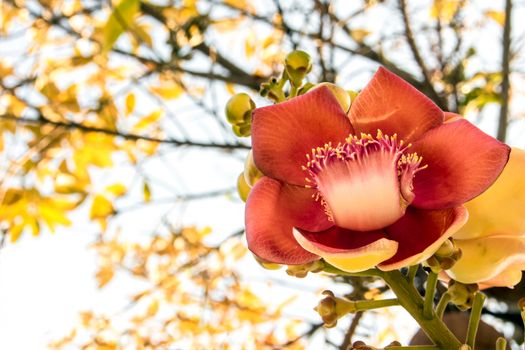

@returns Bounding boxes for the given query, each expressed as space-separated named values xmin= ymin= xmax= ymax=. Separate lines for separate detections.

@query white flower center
xmin=303 ymin=131 xmax=425 ymax=231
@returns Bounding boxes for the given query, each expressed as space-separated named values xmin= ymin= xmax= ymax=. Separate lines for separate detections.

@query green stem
xmin=407 ymin=264 xmax=419 ymax=283
xmin=423 ymin=271 xmax=438 ymax=319
xmin=495 ymin=337 xmax=507 ymax=350
xmin=466 ymin=292 xmax=486 ymax=349
xmin=435 ymin=292 xmax=451 ymax=320
xmin=289 ymin=84 xmax=298 ymax=98
xmin=380 ymin=270 xmax=461 ymax=349
xmin=353 ymin=298 xmax=400 ymax=312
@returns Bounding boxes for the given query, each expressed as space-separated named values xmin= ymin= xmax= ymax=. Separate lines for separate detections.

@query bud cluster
xmin=314 ymin=290 xmax=357 ymax=328
xmin=225 ymin=92 xmax=255 ymax=137
xmin=425 ymin=239 xmax=462 ymax=272
xmin=447 ymin=280 xmax=479 ymax=311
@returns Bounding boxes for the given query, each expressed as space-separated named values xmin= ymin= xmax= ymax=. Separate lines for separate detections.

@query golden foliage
xmin=50 ymin=227 xmax=306 ymax=349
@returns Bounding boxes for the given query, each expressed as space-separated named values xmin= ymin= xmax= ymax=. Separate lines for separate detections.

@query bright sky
xmin=1 ymin=1 xmax=525 ymax=349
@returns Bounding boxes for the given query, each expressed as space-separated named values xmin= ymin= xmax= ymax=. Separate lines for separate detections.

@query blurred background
xmin=0 ymin=0 xmax=524 ymax=349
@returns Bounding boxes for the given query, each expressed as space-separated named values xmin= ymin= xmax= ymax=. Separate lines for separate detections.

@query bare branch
xmin=497 ymin=0 xmax=513 ymax=142
xmin=0 ymin=113 xmax=250 ymax=150
xmin=398 ymin=0 xmax=448 ymax=110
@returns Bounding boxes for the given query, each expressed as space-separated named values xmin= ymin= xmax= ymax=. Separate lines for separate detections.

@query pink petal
xmin=252 ymin=87 xmax=353 ymax=186
xmin=245 ymin=176 xmax=332 ymax=265
xmin=411 ymin=119 xmax=510 ymax=209
xmin=379 ymin=206 xmax=468 ymax=270
xmin=348 ymin=67 xmax=444 ymax=144
xmin=293 ymin=226 xmax=398 ymax=272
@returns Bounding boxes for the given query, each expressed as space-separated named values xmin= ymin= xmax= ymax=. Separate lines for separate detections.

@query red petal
xmin=245 ymin=177 xmax=332 ymax=264
xmin=444 ymin=112 xmax=462 ymax=122
xmin=348 ymin=67 xmax=444 ymax=143
xmin=379 ymin=206 xmax=468 ymax=270
xmin=411 ymin=119 xmax=510 ymax=209
xmin=252 ymin=87 xmax=353 ymax=185
xmin=293 ymin=226 xmax=398 ymax=272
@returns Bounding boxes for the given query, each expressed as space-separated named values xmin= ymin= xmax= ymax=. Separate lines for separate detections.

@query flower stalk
xmin=466 ymin=292 xmax=486 ymax=349
xmin=380 ymin=270 xmax=462 ymax=349
xmin=435 ymin=292 xmax=451 ymax=320
xmin=423 ymin=271 xmax=438 ymax=319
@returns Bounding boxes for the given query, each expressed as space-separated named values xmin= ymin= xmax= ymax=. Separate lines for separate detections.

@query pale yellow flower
xmin=447 ymin=147 xmax=525 ymax=288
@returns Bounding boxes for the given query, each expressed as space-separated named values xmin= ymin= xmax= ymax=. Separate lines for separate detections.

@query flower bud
xmin=285 ymin=50 xmax=312 ymax=87
xmin=252 ymin=254 xmax=282 ymax=270
xmin=448 ymin=280 xmax=479 ymax=311
xmin=225 ymin=93 xmax=255 ymax=126
xmin=231 ymin=122 xmax=252 ymax=137
xmin=237 ymin=172 xmax=251 ymax=202
xmin=435 ymin=238 xmax=455 ymax=257
xmin=426 ymin=239 xmax=462 ymax=271
xmin=286 ymin=260 xmax=324 ymax=278
xmin=315 ymin=82 xmax=352 ymax=113
xmin=314 ymin=290 xmax=357 ymax=328
xmin=244 ymin=151 xmax=264 ymax=187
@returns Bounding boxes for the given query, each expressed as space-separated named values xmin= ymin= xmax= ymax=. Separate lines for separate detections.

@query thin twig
xmin=398 ymin=0 xmax=448 ymax=110
xmin=0 ymin=114 xmax=250 ymax=150
xmin=339 ymin=312 xmax=363 ymax=350
xmin=497 ymin=0 xmax=513 ymax=142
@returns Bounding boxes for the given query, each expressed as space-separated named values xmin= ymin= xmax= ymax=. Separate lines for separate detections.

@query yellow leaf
xmin=90 ymin=195 xmax=115 ymax=219
xmin=226 ymin=83 xmax=235 ymax=95
xmin=143 ymin=181 xmax=151 ymax=202
xmin=132 ymin=110 xmax=162 ymax=131
xmin=125 ymin=92 xmax=135 ymax=116
xmin=150 ymin=83 xmax=183 ymax=100
xmin=351 ymin=29 xmax=371 ymax=43
xmin=102 ymin=0 xmax=140 ymax=52
xmin=147 ymin=299 xmax=159 ymax=316
xmin=486 ymin=10 xmax=505 ymax=26
xmin=105 ymin=183 xmax=127 ymax=197
xmin=9 ymin=223 xmax=24 ymax=243
xmin=39 ymin=205 xmax=72 ymax=232
xmin=96 ymin=265 xmax=114 ymax=288
xmin=430 ymin=0 xmax=462 ymax=23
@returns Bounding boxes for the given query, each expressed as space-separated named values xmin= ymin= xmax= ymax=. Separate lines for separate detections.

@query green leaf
xmin=103 ymin=0 xmax=140 ymax=52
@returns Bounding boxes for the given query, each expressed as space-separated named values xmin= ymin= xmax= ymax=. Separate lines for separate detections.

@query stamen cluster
xmin=303 ymin=130 xmax=425 ymax=190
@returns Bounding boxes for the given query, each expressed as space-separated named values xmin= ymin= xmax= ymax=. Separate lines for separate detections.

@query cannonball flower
xmin=446 ymin=147 xmax=525 ymax=288
xmin=246 ymin=68 xmax=510 ymax=272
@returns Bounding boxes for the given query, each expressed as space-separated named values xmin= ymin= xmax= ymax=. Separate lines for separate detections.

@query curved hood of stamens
xmin=317 ymin=150 xmax=405 ymax=231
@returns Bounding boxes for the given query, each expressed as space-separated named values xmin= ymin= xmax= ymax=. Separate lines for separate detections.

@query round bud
xmin=435 ymin=239 xmax=455 ymax=257
xmin=231 ymin=122 xmax=252 ymax=137
xmin=253 ymin=254 xmax=282 ymax=270
xmin=244 ymin=151 xmax=264 ymax=187
xmin=315 ymin=82 xmax=352 ymax=113
xmin=237 ymin=172 xmax=251 ymax=202
xmin=285 ymin=50 xmax=312 ymax=86
xmin=225 ymin=93 xmax=255 ymax=125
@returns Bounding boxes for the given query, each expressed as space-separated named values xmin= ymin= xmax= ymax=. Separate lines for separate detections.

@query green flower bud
xmin=448 ymin=280 xmax=479 ymax=311
xmin=435 ymin=239 xmax=455 ymax=257
xmin=285 ymin=50 xmax=312 ymax=87
xmin=314 ymin=290 xmax=357 ymax=328
xmin=225 ymin=93 xmax=255 ymax=125
xmin=286 ymin=260 xmax=324 ymax=278
xmin=237 ymin=172 xmax=250 ymax=202
xmin=252 ymin=254 xmax=282 ymax=270
xmin=315 ymin=82 xmax=352 ymax=113
xmin=244 ymin=151 xmax=264 ymax=187
xmin=231 ymin=122 xmax=251 ymax=137
xmin=427 ymin=239 xmax=462 ymax=271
